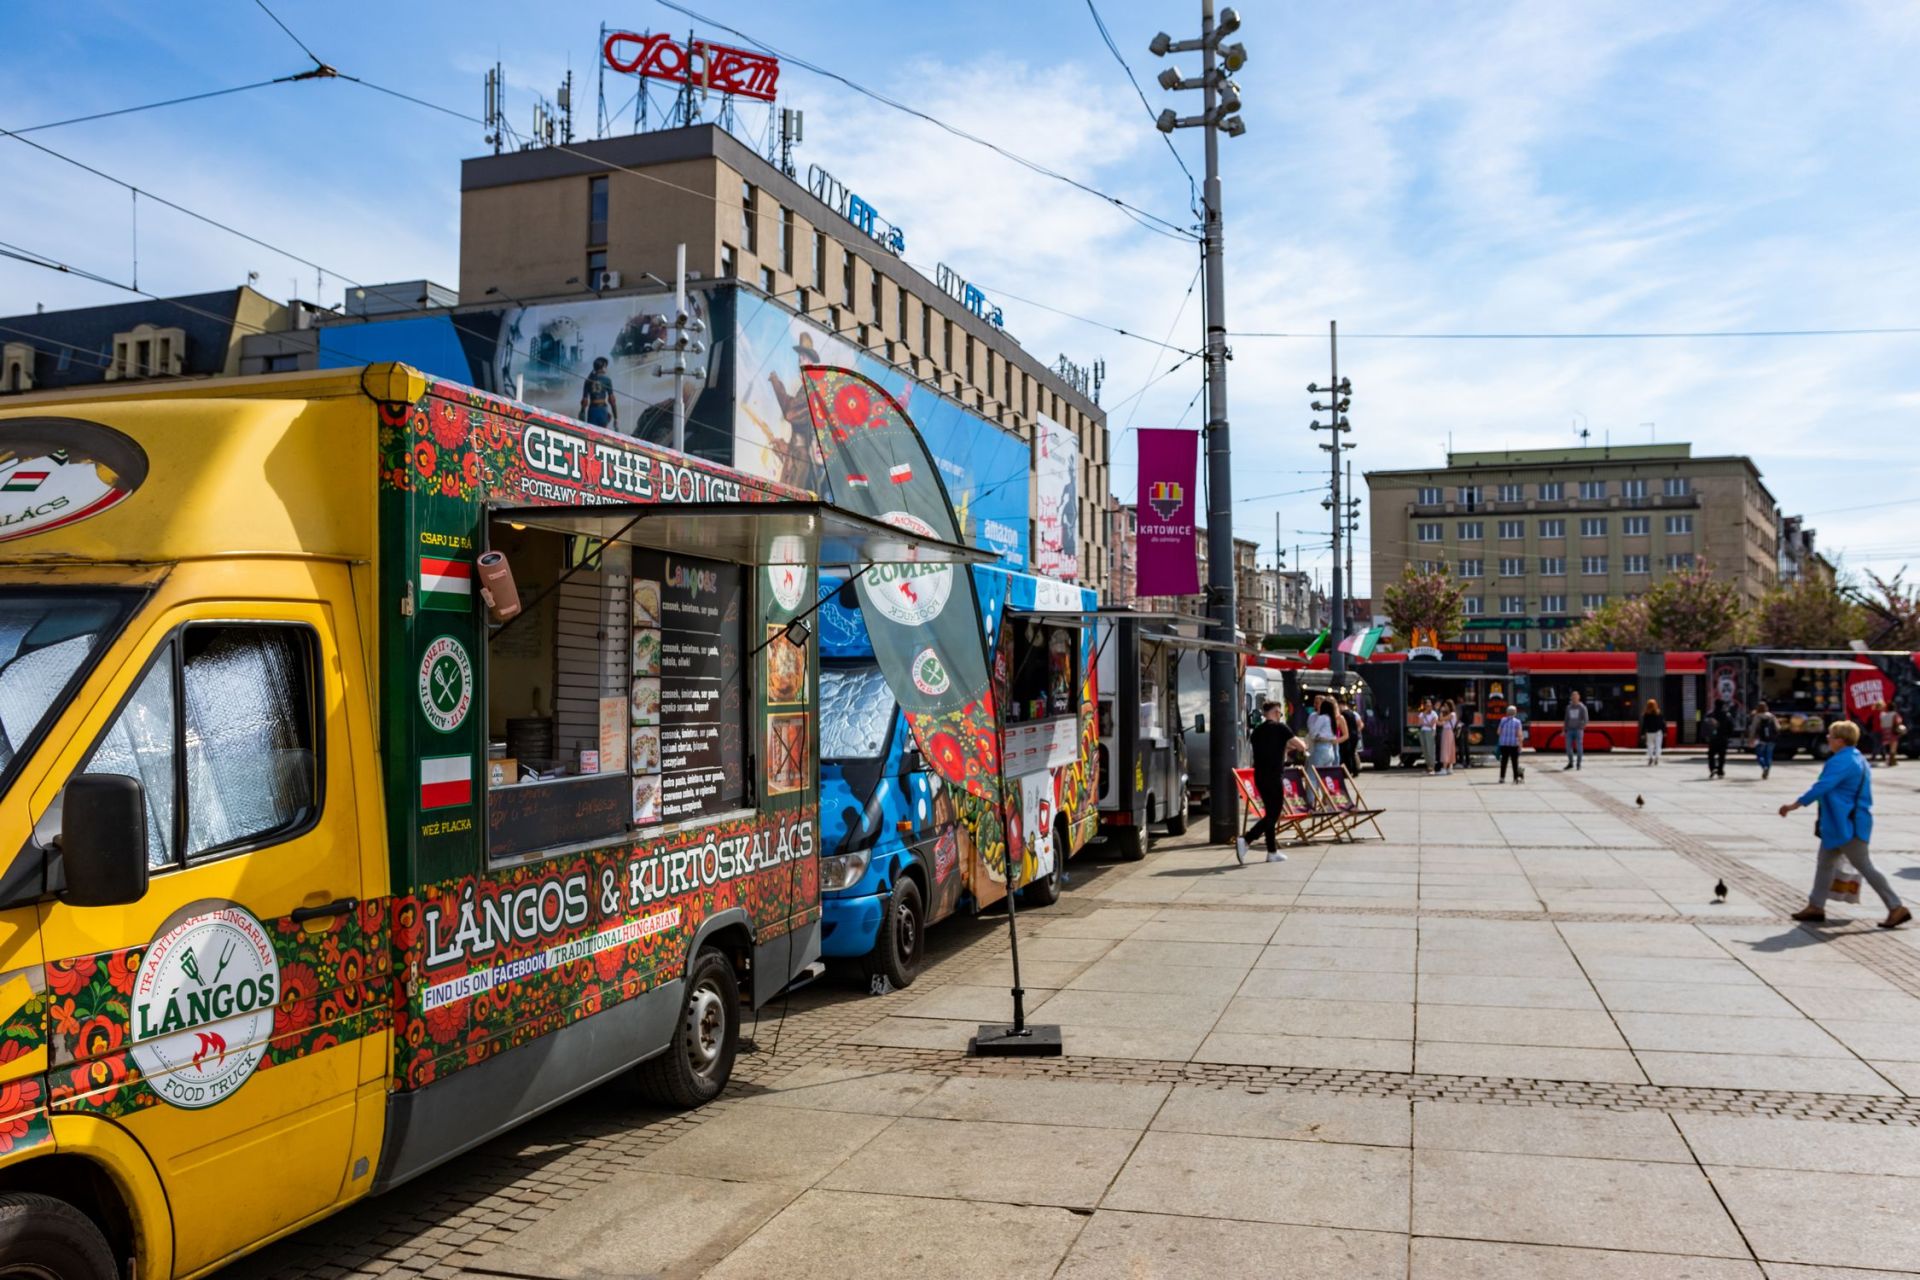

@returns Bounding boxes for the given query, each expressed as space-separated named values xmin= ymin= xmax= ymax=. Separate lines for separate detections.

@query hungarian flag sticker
xmin=1 ymin=471 xmax=48 ymax=493
xmin=420 ymin=755 xmax=472 ymax=809
xmin=420 ymin=556 xmax=472 ymax=612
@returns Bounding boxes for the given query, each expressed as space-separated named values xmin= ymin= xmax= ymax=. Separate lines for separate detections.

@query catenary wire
xmin=1084 ymin=0 xmax=1200 ymax=216
xmin=253 ymin=0 xmax=329 ymax=68
xmin=1233 ymin=326 xmax=1920 ymax=340
xmin=11 ymin=76 xmax=325 ymax=136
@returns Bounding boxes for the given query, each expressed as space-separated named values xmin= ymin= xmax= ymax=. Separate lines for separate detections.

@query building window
xmin=828 ymin=306 xmax=842 ymax=333
xmin=1462 ymin=596 xmax=1483 ymax=616
xmin=264 ymin=353 xmax=299 ymax=373
xmin=759 ymin=266 xmax=776 ymax=294
xmin=1664 ymin=476 xmax=1691 ymax=497
xmin=885 ymin=338 xmax=897 ymax=363
xmin=1417 ymin=522 xmax=1443 ymax=543
xmin=1666 ymin=552 xmax=1695 ymax=571
xmin=741 ymin=181 xmax=758 ymax=253
xmin=1418 ymin=486 xmax=1441 ymax=504
xmin=1539 ymin=482 xmax=1564 ymax=501
xmin=858 ymin=323 xmax=871 ymax=347
xmin=870 ymin=270 xmax=883 ymax=325
xmin=1582 ymin=556 xmax=1608 ymax=575
xmin=813 ymin=231 xmax=827 ymax=287
xmin=842 ymin=252 xmax=856 ymax=306
xmin=587 ymin=175 xmax=609 ymax=246
xmin=1498 ymin=520 xmax=1524 ymax=540
xmin=1508 ymin=633 xmax=1528 ymax=651
xmin=1497 ymin=483 xmax=1523 ymax=503
xmin=1501 ymin=596 xmax=1527 ymax=616
xmin=1582 ymin=593 xmax=1606 ymax=611
xmin=586 ymin=249 xmax=608 ymax=290
xmin=1540 ymin=594 xmax=1566 ymax=614
xmin=1457 ymin=521 xmax=1483 ymax=540
xmin=1624 ymin=554 xmax=1649 ymax=574
xmin=1419 ymin=559 xmax=1444 ymax=574
xmin=1665 ymin=514 xmax=1693 ymax=534
xmin=1623 ymin=516 xmax=1650 ymax=536
xmin=1457 ymin=558 xmax=1483 ymax=577
xmin=1537 ymin=519 xmax=1564 ymax=538
xmin=945 ymin=320 xmax=955 ymax=370
xmin=897 ymin=284 xmax=910 ymax=339
xmin=965 ymin=335 xmax=975 ymax=384
xmin=1580 ymin=517 xmax=1607 ymax=537
xmin=1579 ymin=480 xmax=1606 ymax=500
xmin=1499 ymin=557 xmax=1526 ymax=576
xmin=1541 ymin=631 xmax=1564 ymax=650
xmin=795 ymin=287 xmax=810 ymax=315
xmin=780 ymin=206 xmax=794 ymax=274
xmin=1539 ymin=556 xmax=1566 ymax=576
xmin=1623 ymin=478 xmax=1648 ymax=499
xmin=922 ymin=305 xmax=933 ymax=362
xmin=1458 ymin=485 xmax=1481 ymax=508
xmin=720 ymin=243 xmax=737 ymax=278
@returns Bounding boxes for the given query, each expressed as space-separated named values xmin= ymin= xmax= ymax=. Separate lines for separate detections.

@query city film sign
xmin=602 ymin=31 xmax=780 ymax=102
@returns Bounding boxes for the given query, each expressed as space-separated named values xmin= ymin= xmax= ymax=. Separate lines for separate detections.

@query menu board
xmin=633 ymin=549 xmax=745 ymax=824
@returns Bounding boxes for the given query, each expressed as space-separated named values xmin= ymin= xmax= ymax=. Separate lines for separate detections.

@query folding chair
xmin=1313 ymin=765 xmax=1386 ymax=841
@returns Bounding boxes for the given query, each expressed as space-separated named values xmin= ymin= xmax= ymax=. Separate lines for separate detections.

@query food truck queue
xmin=0 ymin=365 xmax=983 ymax=1279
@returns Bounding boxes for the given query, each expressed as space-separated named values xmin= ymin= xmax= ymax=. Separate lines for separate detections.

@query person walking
xmin=1641 ymin=698 xmax=1666 ymax=766
xmin=1237 ymin=701 xmax=1291 ymax=865
xmin=1706 ymin=699 xmax=1734 ymax=778
xmin=1307 ymin=697 xmax=1345 ymax=768
xmin=1497 ymin=707 xmax=1526 ymax=783
xmin=1418 ymin=698 xmax=1439 ymax=774
xmin=1563 ymin=689 xmax=1589 ymax=771
xmin=1338 ymin=697 xmax=1363 ymax=776
xmin=1749 ymin=700 xmax=1779 ymax=780
xmin=1783 ymin=721 xmax=1909 ymax=928
xmin=1437 ymin=700 xmax=1458 ymax=775
xmin=1877 ymin=701 xmax=1903 ymax=767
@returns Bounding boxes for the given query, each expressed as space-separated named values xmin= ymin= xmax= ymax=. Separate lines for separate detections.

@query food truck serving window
xmin=1004 ymin=617 xmax=1080 ymax=724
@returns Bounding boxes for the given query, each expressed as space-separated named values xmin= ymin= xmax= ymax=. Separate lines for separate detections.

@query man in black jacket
xmin=1706 ymin=699 xmax=1734 ymax=778
xmin=1238 ymin=702 xmax=1291 ymax=865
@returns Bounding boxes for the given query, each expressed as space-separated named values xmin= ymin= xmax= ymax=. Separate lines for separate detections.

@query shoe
xmin=1763 ymin=769 xmax=1770 ymax=780
xmin=1563 ymin=762 xmax=1573 ymax=770
xmin=1235 ymin=837 xmax=1248 ymax=866
xmin=1790 ymin=907 xmax=1827 ymax=922
xmin=1881 ymin=906 xmax=1913 ymax=930
xmin=1266 ymin=850 xmax=1288 ymax=863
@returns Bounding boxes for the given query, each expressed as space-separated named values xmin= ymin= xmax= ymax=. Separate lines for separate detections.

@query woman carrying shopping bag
xmin=1782 ymin=720 xmax=1910 ymax=929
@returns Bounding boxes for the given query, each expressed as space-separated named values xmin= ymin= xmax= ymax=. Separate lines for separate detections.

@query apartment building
xmin=1366 ymin=443 xmax=1779 ymax=651
xmin=0 ymin=287 xmax=292 ymax=394
xmin=459 ymin=124 xmax=1111 ymax=594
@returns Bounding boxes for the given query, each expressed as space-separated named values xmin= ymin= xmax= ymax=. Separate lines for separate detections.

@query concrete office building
xmin=459 ymin=124 xmax=1111 ymax=594
xmin=0 ymin=287 xmax=294 ymax=394
xmin=1366 ymin=443 xmax=1779 ymax=651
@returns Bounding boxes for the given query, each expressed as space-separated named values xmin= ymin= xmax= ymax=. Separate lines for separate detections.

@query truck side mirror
xmin=1193 ymin=713 xmax=1206 ymax=735
xmin=60 ymin=774 xmax=149 ymax=908
xmin=902 ymin=749 xmax=925 ymax=777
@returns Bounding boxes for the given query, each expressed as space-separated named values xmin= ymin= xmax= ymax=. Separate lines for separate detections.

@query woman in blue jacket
xmin=1782 ymin=720 xmax=1910 ymax=928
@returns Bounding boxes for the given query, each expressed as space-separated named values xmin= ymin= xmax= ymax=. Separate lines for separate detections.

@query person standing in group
xmin=1418 ymin=698 xmax=1439 ymax=774
xmin=1706 ymin=699 xmax=1734 ymax=778
xmin=1641 ymin=698 xmax=1666 ymax=766
xmin=1877 ymin=701 xmax=1904 ymax=767
xmin=1563 ymin=689 xmax=1589 ymax=771
xmin=1339 ymin=697 xmax=1364 ymax=776
xmin=1237 ymin=701 xmax=1292 ymax=865
xmin=1437 ymin=699 xmax=1458 ymax=775
xmin=1749 ymin=700 xmax=1779 ymax=780
xmin=1497 ymin=706 xmax=1526 ymax=783
xmin=1307 ymin=697 xmax=1345 ymax=768
xmin=1458 ymin=694 xmax=1480 ymax=769
xmin=1783 ymin=721 xmax=1909 ymax=928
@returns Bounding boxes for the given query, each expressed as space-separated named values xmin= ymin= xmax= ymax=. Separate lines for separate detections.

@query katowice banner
xmin=800 ymin=367 xmax=1020 ymax=870
xmin=1136 ymin=428 xmax=1200 ymax=597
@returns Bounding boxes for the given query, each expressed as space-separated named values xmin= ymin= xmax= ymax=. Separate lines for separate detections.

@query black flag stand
xmin=970 ymin=806 xmax=1063 ymax=1057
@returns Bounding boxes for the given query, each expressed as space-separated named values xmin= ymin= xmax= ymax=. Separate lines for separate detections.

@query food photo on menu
xmin=632 ymin=627 xmax=661 ymax=677
xmin=631 ymin=676 xmax=661 ymax=725
xmin=765 ymin=624 xmax=807 ymax=705
xmin=632 ymin=774 xmax=660 ymax=825
xmin=630 ymin=724 xmax=661 ymax=772
xmin=632 ymin=577 xmax=661 ymax=627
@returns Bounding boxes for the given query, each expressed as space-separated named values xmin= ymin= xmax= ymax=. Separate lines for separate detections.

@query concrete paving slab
xmin=819 ymin=1116 xmax=1139 ymax=1208
xmin=1103 ymin=938 xmax=1264 ymax=968
xmin=1016 ymin=935 xmax=1119 ymax=963
xmin=703 ymin=1189 xmax=1081 ymax=1280
xmin=1151 ymin=1086 xmax=1411 ymax=1147
xmin=1272 ymin=911 xmax=1416 ymax=934
xmin=1870 ymin=1060 xmax=1920 ymax=1096
xmin=1595 ymin=979 xmax=1803 ymax=1017
xmin=889 ymin=983 xmax=1060 ymax=1022
xmin=1776 ymin=986 xmax=1920 ymax=1022
xmin=1254 ymin=943 xmax=1418 ymax=973
xmin=1238 ymin=967 xmax=1416 ymax=1003
xmin=1056 ymin=1023 xmax=1208 ymax=1061
xmin=1412 ymin=1147 xmax=1748 ymax=1257
xmin=1675 ymin=1113 xmax=1920 ymax=1177
xmin=1579 ymin=954 xmax=1770 ymax=985
xmin=1416 ymin=1004 xmax=1628 ymax=1049
xmin=1761 ymin=1266 xmax=1920 ymax=1280
xmin=1411 ymin=1238 xmax=1763 ymax=1279
xmin=847 ymin=1015 xmax=978 ymax=1051
xmin=637 ymin=1105 xmax=893 ymax=1187
xmin=475 ymin=1170 xmax=802 ymax=1279
xmin=1417 ymin=973 xmax=1604 ymax=1010
xmin=1414 ymin=1100 xmax=1689 ymax=1162
xmin=958 ymin=959 xmax=1088 ymax=988
xmin=1130 ymin=912 xmax=1281 ymax=944
xmin=1056 ymin=1211 xmax=1409 ymax=1279
xmin=1032 ymin=986 xmax=1232 ymax=1031
xmin=1613 ymin=1011 xmax=1853 ymax=1058
xmin=1063 ymin=959 xmax=1245 ymax=995
xmin=1033 ymin=909 xmax=1157 ymax=939
xmin=1814 ymin=1019 xmax=1920 ymax=1061
xmin=1215 ymin=995 xmax=1415 ymax=1040
xmin=908 ymin=1075 xmax=1169 ymax=1130
xmin=736 ymin=1065 xmax=944 ymax=1117
xmin=1712 ymin=1165 xmax=1920 ymax=1269
xmin=1194 ymin=1031 xmax=1414 ymax=1072
xmin=1414 ymin=1041 xmax=1648 ymax=1084
xmin=1416 ymin=948 xmax=1587 ymax=979
xmin=1636 ymin=1051 xmax=1902 ymax=1095
xmin=1103 ymin=1130 xmax=1410 ymax=1232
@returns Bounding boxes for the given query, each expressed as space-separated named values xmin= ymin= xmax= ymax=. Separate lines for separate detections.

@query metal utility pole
xmin=1309 ymin=322 xmax=1353 ymax=675
xmin=1151 ymin=4 xmax=1247 ymax=846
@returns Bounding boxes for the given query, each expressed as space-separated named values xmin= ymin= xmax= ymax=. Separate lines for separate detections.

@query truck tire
xmin=636 ymin=948 xmax=739 ymax=1108
xmin=862 ymin=876 xmax=926 ymax=989
xmin=1024 ymin=819 xmax=1071 ymax=907
xmin=1113 ymin=826 xmax=1147 ymax=861
xmin=1164 ymin=803 xmax=1190 ymax=837
xmin=0 ymin=1193 xmax=118 ymax=1280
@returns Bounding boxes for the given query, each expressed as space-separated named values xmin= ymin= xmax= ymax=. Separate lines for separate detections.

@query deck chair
xmin=1234 ymin=767 xmax=1343 ymax=847
xmin=1312 ymin=765 xmax=1386 ymax=841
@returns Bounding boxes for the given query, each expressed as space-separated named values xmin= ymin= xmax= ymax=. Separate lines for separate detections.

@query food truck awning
xmin=493 ymin=500 xmax=996 ymax=566
xmin=1008 ymin=607 xmax=1200 ymax=628
xmin=1140 ymin=631 xmax=1259 ymax=656
xmin=1760 ymin=658 xmax=1880 ymax=671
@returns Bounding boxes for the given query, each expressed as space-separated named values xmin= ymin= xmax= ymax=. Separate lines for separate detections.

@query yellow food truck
xmin=0 ymin=366 xmax=972 ymax=1278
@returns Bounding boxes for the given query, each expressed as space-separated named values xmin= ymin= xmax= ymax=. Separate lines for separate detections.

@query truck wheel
xmin=0 ymin=1193 xmax=118 ymax=1280
xmin=1024 ymin=820 xmax=1071 ymax=907
xmin=1113 ymin=827 xmax=1147 ymax=861
xmin=636 ymin=948 xmax=739 ymax=1108
xmin=863 ymin=876 xmax=926 ymax=989
xmin=1164 ymin=803 xmax=1190 ymax=837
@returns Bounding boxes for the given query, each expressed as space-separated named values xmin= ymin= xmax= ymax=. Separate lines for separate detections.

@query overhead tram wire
xmin=1232 ymin=326 xmax=1920 ymax=341
xmin=252 ymin=0 xmax=328 ymax=67
xmin=11 ymin=72 xmax=335 ymax=136
xmin=1085 ymin=0 xmax=1200 ymax=218
xmin=650 ymin=0 xmax=1197 ymax=243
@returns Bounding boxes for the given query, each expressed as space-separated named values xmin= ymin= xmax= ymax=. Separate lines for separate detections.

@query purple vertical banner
xmin=1135 ymin=428 xmax=1200 ymax=597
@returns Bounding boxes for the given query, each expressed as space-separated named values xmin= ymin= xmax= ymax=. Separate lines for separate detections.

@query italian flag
xmin=420 ymin=755 xmax=472 ymax=809
xmin=420 ymin=556 xmax=472 ymax=612
xmin=2 ymin=471 xmax=48 ymax=493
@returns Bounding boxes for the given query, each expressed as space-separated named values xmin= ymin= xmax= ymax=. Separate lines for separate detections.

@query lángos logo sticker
xmin=419 ymin=635 xmax=474 ymax=733
xmin=129 ymin=905 xmax=279 ymax=1110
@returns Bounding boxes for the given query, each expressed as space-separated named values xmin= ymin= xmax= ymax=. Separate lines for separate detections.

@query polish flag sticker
xmin=421 ymin=755 xmax=472 ymax=809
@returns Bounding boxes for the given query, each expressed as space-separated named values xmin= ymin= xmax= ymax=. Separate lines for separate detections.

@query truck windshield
xmin=820 ymin=664 xmax=896 ymax=761
xmin=0 ymin=590 xmax=140 ymax=800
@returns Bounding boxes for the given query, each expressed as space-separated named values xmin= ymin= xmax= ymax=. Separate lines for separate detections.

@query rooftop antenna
xmin=596 ymin=24 xmax=608 ymax=138
xmin=483 ymin=63 xmax=505 ymax=154
xmin=558 ymin=69 xmax=574 ymax=144
xmin=778 ymin=108 xmax=804 ymax=177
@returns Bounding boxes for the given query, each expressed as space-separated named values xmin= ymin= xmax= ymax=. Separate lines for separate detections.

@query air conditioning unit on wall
xmin=601 ymin=270 xmax=623 ymax=289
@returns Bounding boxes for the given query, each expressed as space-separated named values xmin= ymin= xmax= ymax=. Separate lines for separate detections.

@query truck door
xmin=36 ymin=591 xmax=369 ymax=1274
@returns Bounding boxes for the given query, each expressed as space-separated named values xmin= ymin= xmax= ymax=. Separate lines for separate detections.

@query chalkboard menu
xmin=633 ymin=549 xmax=745 ymax=824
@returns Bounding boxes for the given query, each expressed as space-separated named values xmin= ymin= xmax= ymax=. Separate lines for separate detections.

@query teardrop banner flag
xmin=800 ymin=366 xmax=1017 ymax=864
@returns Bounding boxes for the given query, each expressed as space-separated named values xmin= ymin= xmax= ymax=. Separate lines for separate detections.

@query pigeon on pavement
xmin=1635 ymin=795 xmax=1645 ymax=807
xmin=1713 ymin=879 xmax=1728 ymax=904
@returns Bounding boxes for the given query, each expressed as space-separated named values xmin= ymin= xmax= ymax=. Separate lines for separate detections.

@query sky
xmin=3 ymin=0 xmax=1917 ymax=597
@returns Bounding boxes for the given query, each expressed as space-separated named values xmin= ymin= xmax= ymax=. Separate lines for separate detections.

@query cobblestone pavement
xmin=228 ymin=752 xmax=1920 ymax=1279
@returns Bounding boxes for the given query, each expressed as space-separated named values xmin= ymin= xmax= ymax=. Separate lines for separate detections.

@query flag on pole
xmin=1336 ymin=626 xmax=1384 ymax=658
xmin=1301 ymin=629 xmax=1330 ymax=658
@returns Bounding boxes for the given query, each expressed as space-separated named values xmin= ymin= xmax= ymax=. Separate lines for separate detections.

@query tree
xmin=1754 ymin=573 xmax=1865 ymax=648
xmin=1382 ymin=564 xmax=1465 ymax=643
xmin=1860 ymin=570 xmax=1920 ymax=649
xmin=1567 ymin=595 xmax=1653 ymax=651
xmin=1566 ymin=561 xmax=1748 ymax=651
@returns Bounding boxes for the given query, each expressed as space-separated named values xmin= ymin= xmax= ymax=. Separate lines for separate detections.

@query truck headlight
xmin=820 ymin=849 xmax=871 ymax=892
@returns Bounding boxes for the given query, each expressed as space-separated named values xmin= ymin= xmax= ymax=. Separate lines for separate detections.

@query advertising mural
xmin=1034 ymin=411 xmax=1078 ymax=580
